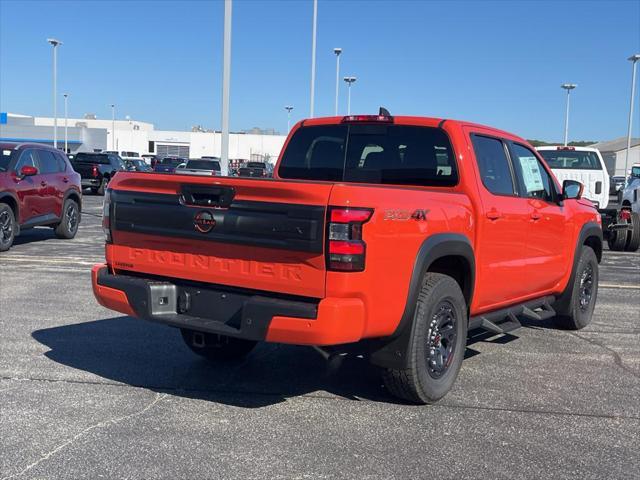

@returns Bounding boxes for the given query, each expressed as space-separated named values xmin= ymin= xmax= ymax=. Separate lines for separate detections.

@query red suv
xmin=0 ymin=143 xmax=82 ymax=252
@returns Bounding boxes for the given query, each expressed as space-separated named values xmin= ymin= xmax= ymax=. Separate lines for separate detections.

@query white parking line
xmin=0 ymin=257 xmax=96 ymax=266
xmin=598 ymin=284 xmax=640 ymax=289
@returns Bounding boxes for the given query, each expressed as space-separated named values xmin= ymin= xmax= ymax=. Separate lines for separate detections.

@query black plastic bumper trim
xmin=97 ymin=267 xmax=319 ymax=340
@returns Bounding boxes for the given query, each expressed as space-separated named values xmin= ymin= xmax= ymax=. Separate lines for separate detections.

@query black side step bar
xmin=469 ymin=296 xmax=556 ymax=335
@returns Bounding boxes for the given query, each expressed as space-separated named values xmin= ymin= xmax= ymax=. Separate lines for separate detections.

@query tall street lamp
xmin=220 ymin=0 xmax=232 ymax=176
xmin=333 ymin=48 xmax=342 ymax=115
xmin=110 ymin=104 xmax=116 ymax=150
xmin=309 ymin=0 xmax=318 ymax=118
xmin=624 ymin=54 xmax=640 ymax=177
xmin=47 ymin=38 xmax=62 ymax=149
xmin=561 ymin=83 xmax=577 ymax=146
xmin=285 ymin=105 xmax=293 ymax=132
xmin=63 ymin=93 xmax=69 ymax=153
xmin=344 ymin=76 xmax=357 ymax=115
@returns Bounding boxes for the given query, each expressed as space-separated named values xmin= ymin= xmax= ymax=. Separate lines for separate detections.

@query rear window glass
xmin=278 ymin=124 xmax=457 ymax=186
xmin=74 ymin=153 xmax=110 ymax=164
xmin=160 ymin=158 xmax=183 ymax=166
xmin=246 ymin=162 xmax=266 ymax=168
xmin=538 ymin=150 xmax=602 ymax=170
xmin=186 ymin=160 xmax=220 ymax=170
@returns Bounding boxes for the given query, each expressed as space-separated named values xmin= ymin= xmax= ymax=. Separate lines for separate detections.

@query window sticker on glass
xmin=519 ymin=156 xmax=544 ymax=193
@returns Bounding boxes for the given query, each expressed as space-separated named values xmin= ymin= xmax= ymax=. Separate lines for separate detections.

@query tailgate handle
xmin=180 ymin=185 xmax=235 ymax=208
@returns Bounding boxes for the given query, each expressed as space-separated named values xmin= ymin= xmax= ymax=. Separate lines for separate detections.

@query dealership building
xmin=590 ymin=137 xmax=640 ymax=176
xmin=0 ymin=112 xmax=287 ymax=162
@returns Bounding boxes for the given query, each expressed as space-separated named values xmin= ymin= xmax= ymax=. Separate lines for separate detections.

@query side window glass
xmin=56 ymin=154 xmax=67 ymax=172
xmin=511 ymin=144 xmax=554 ymax=202
xmin=38 ymin=150 xmax=61 ymax=174
xmin=14 ymin=150 xmax=39 ymax=173
xmin=470 ymin=135 xmax=515 ymax=195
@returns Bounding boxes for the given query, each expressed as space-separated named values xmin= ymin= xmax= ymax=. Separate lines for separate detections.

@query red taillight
xmin=620 ymin=209 xmax=632 ymax=221
xmin=92 ymin=165 xmax=99 ymax=177
xmin=341 ymin=115 xmax=393 ymax=123
xmin=327 ymin=207 xmax=372 ymax=272
xmin=102 ymin=190 xmax=112 ymax=243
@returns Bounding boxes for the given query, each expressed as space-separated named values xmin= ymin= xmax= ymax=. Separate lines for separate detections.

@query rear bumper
xmin=81 ymin=179 xmax=100 ymax=187
xmin=91 ymin=264 xmax=366 ymax=346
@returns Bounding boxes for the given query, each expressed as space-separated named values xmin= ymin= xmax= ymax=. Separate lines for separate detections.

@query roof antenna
xmin=379 ymin=107 xmax=391 ymax=116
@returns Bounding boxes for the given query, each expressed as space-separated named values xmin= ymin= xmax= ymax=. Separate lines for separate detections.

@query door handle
xmin=40 ymin=181 xmax=47 ymax=187
xmin=531 ymin=212 xmax=542 ymax=221
xmin=486 ymin=210 xmax=502 ymax=220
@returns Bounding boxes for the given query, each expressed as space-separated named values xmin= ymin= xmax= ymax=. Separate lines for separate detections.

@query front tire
xmin=180 ymin=329 xmax=257 ymax=361
xmin=382 ymin=273 xmax=467 ymax=404
xmin=554 ymin=246 xmax=598 ymax=330
xmin=0 ymin=204 xmax=16 ymax=252
xmin=54 ymin=199 xmax=81 ymax=239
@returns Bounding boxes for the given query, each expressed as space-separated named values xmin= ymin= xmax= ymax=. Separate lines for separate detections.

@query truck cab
xmin=537 ymin=146 xmax=609 ymax=209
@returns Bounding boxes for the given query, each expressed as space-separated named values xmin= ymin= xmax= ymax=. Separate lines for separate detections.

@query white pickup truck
xmin=537 ymin=146 xmax=638 ymax=252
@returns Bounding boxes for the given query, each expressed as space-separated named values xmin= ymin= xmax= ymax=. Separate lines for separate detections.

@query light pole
xmin=344 ymin=76 xmax=357 ymax=115
xmin=47 ymin=38 xmax=62 ymax=149
xmin=110 ymin=104 xmax=115 ymax=150
xmin=561 ymin=83 xmax=577 ymax=146
xmin=221 ymin=0 xmax=232 ymax=176
xmin=285 ymin=106 xmax=293 ymax=132
xmin=309 ymin=0 xmax=318 ymax=118
xmin=63 ymin=93 xmax=69 ymax=153
xmin=333 ymin=48 xmax=342 ymax=115
xmin=624 ymin=54 xmax=640 ymax=177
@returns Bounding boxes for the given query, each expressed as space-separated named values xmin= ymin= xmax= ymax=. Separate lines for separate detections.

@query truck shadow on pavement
xmin=32 ymin=315 xmax=521 ymax=407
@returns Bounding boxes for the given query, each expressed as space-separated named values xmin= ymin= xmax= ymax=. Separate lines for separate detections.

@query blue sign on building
xmin=0 ymin=113 xmax=7 ymax=124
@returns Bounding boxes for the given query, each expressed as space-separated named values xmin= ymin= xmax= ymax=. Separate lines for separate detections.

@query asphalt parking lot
xmin=1 ymin=194 xmax=639 ymax=480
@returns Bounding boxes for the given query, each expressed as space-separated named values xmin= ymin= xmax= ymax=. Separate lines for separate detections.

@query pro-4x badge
xmin=383 ymin=209 xmax=430 ymax=221
xmin=194 ymin=211 xmax=216 ymax=233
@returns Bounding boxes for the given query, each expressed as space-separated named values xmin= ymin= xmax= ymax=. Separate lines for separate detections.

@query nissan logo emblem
xmin=194 ymin=211 xmax=216 ymax=233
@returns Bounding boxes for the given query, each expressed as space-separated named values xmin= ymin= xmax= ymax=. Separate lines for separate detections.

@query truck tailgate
xmin=105 ymin=173 xmax=332 ymax=298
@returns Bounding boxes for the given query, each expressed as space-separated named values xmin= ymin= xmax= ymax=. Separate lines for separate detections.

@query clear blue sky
xmin=0 ymin=0 xmax=638 ymax=142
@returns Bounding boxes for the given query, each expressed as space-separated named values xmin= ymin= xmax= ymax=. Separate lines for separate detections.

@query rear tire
xmin=54 ymin=199 xmax=80 ymax=239
xmin=624 ymin=212 xmax=640 ymax=252
xmin=381 ymin=273 xmax=467 ymax=404
xmin=554 ymin=246 xmax=598 ymax=330
xmin=607 ymin=227 xmax=627 ymax=251
xmin=0 ymin=204 xmax=16 ymax=252
xmin=180 ymin=329 xmax=257 ymax=361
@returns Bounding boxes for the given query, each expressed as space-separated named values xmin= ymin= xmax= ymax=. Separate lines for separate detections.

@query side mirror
xmin=19 ymin=165 xmax=38 ymax=178
xmin=562 ymin=179 xmax=583 ymax=200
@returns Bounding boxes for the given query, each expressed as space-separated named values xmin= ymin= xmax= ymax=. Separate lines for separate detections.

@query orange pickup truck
xmin=92 ymin=112 xmax=602 ymax=403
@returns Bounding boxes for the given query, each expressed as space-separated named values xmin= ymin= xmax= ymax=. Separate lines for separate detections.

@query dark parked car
xmin=71 ymin=152 xmax=126 ymax=195
xmin=154 ymin=157 xmax=186 ymax=173
xmin=238 ymin=161 xmax=268 ymax=177
xmin=124 ymin=159 xmax=153 ymax=172
xmin=0 ymin=142 xmax=82 ymax=251
xmin=141 ymin=154 xmax=159 ymax=168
